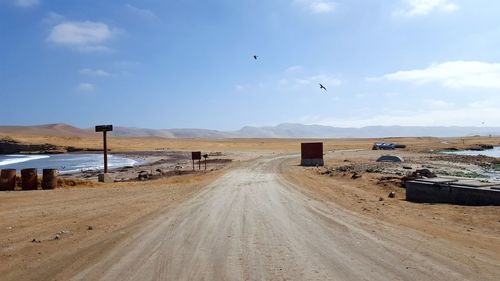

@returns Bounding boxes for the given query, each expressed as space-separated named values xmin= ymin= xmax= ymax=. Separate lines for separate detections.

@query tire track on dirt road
xmin=71 ymin=155 xmax=491 ymax=281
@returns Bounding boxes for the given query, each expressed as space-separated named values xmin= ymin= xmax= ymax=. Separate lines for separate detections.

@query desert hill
xmin=1 ymin=123 xmax=500 ymax=139
xmin=0 ymin=123 xmax=93 ymax=138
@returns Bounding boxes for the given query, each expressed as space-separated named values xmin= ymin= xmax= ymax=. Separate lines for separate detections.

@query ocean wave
xmin=0 ymin=155 xmax=51 ymax=167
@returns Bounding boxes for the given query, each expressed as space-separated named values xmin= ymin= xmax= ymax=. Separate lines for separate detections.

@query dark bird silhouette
xmin=319 ymin=83 xmax=327 ymax=91
xmin=253 ymin=55 xmax=258 ymax=60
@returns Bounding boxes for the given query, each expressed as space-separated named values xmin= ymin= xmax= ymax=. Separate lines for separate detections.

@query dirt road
xmin=69 ymin=156 xmax=497 ymax=281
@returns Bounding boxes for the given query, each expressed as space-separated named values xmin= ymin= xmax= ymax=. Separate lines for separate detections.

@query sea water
xmin=442 ymin=147 xmax=500 ymax=157
xmin=0 ymin=154 xmax=139 ymax=174
xmin=443 ymin=147 xmax=500 ymax=180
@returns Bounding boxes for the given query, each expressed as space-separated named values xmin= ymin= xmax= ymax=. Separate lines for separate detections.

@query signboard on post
xmin=96 ymin=125 xmax=113 ymax=132
xmin=191 ymin=151 xmax=201 ymax=160
xmin=95 ymin=125 xmax=113 ymax=175
xmin=203 ymin=154 xmax=208 ymax=170
xmin=192 ymin=151 xmax=201 ymax=170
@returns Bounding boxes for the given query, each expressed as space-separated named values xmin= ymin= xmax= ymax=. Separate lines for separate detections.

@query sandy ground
xmin=1 ymin=153 xmax=499 ymax=280
xmin=282 ymin=151 xmax=500 ymax=279
xmin=0 ymin=170 xmax=226 ymax=281
xmin=1 ymin=137 xmax=500 ymax=280
xmin=5 ymin=133 xmax=500 ymax=153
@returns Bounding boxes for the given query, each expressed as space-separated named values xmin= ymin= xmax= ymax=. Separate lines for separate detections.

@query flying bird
xmin=319 ymin=83 xmax=327 ymax=91
xmin=253 ymin=55 xmax=258 ymax=60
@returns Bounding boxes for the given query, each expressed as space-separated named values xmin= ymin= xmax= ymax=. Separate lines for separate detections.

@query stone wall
xmin=406 ymin=180 xmax=500 ymax=206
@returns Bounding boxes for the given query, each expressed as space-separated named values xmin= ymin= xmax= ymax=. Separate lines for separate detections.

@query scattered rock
xmin=388 ymin=191 xmax=396 ymax=198
xmin=351 ymin=172 xmax=362 ymax=180
xmin=88 ymin=226 xmax=93 ymax=230
xmin=379 ymin=197 xmax=384 ymax=201
xmin=415 ymin=169 xmax=436 ymax=178
xmin=138 ymin=171 xmax=149 ymax=181
xmin=321 ymin=169 xmax=332 ymax=175
xmin=336 ymin=166 xmax=352 ymax=172
xmin=377 ymin=176 xmax=403 ymax=187
xmin=31 ymin=239 xmax=41 ymax=243
xmin=403 ymin=166 xmax=413 ymax=170
xmin=366 ymin=168 xmax=383 ymax=173
xmin=402 ymin=168 xmax=437 ymax=183
xmin=53 ymin=234 xmax=60 ymax=240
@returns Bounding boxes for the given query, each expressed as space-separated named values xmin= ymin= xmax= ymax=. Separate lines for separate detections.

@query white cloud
xmin=394 ymin=0 xmax=459 ymax=17
xmin=14 ymin=0 xmax=39 ymax=8
xmin=79 ymin=68 xmax=111 ymax=77
xmin=278 ymin=74 xmax=341 ymax=90
xmin=372 ymin=61 xmax=500 ymax=89
xmin=234 ymin=84 xmax=245 ymax=92
xmin=300 ymin=98 xmax=500 ymax=127
xmin=125 ymin=4 xmax=157 ymax=20
xmin=296 ymin=74 xmax=341 ymax=87
xmin=47 ymin=21 xmax=117 ymax=52
xmin=77 ymin=83 xmax=96 ymax=92
xmin=427 ymin=99 xmax=454 ymax=109
xmin=41 ymin=12 xmax=65 ymax=25
xmin=295 ymin=0 xmax=336 ymax=14
xmin=286 ymin=65 xmax=304 ymax=73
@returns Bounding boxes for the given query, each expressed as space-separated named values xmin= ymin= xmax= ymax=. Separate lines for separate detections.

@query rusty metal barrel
xmin=0 ymin=169 xmax=17 ymax=191
xmin=21 ymin=168 xmax=38 ymax=190
xmin=42 ymin=169 xmax=58 ymax=190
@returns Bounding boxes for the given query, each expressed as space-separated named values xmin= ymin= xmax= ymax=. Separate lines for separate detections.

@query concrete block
xmin=301 ymin=159 xmax=324 ymax=167
xmin=406 ymin=179 xmax=500 ymax=206
xmin=98 ymin=173 xmax=113 ymax=183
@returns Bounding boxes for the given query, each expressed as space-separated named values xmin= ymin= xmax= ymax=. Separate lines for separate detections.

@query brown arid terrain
xmin=1 ymin=133 xmax=500 ymax=280
xmin=0 ymin=170 xmax=227 ymax=281
xmin=4 ymin=132 xmax=500 ymax=153
xmin=281 ymin=151 xmax=500 ymax=279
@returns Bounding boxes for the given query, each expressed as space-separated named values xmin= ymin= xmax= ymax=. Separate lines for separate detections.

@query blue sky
xmin=1 ymin=0 xmax=499 ymax=130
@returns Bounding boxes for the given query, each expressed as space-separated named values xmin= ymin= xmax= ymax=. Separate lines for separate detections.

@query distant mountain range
xmin=1 ymin=123 xmax=500 ymax=139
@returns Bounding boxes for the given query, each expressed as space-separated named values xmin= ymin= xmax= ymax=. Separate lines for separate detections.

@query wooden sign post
xmin=95 ymin=125 xmax=113 ymax=173
xmin=203 ymin=154 xmax=208 ymax=170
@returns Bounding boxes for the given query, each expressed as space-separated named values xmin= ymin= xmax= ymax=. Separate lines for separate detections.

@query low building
xmin=406 ymin=178 xmax=500 ymax=206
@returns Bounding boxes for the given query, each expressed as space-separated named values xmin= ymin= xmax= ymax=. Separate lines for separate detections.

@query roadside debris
xmin=388 ymin=191 xmax=396 ymax=198
xmin=402 ymin=169 xmax=437 ymax=183
xmin=138 ymin=171 xmax=150 ymax=181
xmin=351 ymin=172 xmax=362 ymax=180
xmin=53 ymin=230 xmax=72 ymax=240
